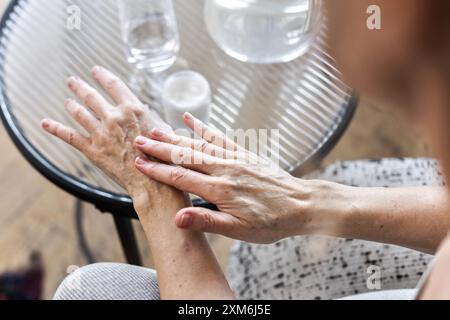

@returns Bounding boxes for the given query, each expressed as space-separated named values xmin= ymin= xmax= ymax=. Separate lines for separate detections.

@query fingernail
xmin=91 ymin=66 xmax=100 ymax=76
xmin=151 ymin=128 xmax=165 ymax=137
xmin=180 ymin=212 xmax=194 ymax=228
xmin=184 ymin=112 xmax=194 ymax=120
xmin=135 ymin=136 xmax=147 ymax=146
xmin=135 ymin=157 xmax=147 ymax=166
xmin=41 ymin=119 xmax=50 ymax=129
xmin=66 ymin=76 xmax=79 ymax=88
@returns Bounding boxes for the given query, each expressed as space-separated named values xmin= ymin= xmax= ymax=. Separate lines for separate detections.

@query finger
xmin=64 ymin=98 xmax=99 ymax=133
xmin=67 ymin=76 xmax=111 ymax=119
xmin=175 ymin=207 xmax=239 ymax=237
xmin=183 ymin=112 xmax=239 ymax=151
xmin=135 ymin=157 xmax=215 ymax=200
xmin=41 ymin=119 xmax=89 ymax=151
xmin=91 ymin=66 xmax=140 ymax=105
xmin=149 ymin=128 xmax=235 ymax=159
xmin=134 ymin=136 xmax=223 ymax=174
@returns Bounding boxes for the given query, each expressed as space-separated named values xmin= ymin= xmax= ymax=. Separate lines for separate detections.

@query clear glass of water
xmin=118 ymin=0 xmax=180 ymax=73
xmin=204 ymin=0 xmax=322 ymax=64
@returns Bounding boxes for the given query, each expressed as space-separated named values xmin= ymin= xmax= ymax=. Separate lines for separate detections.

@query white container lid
xmin=162 ymin=71 xmax=211 ymax=112
xmin=162 ymin=70 xmax=212 ymax=129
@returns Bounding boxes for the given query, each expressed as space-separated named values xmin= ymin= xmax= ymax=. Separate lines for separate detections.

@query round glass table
xmin=0 ymin=0 xmax=356 ymax=265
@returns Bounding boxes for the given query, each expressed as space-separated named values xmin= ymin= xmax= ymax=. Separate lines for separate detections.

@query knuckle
xmin=133 ymin=107 xmax=144 ymax=117
xmin=207 ymin=178 xmax=234 ymax=199
xmin=210 ymin=147 xmax=224 ymax=159
xmin=207 ymin=134 xmax=218 ymax=145
xmin=218 ymin=178 xmax=236 ymax=192
xmin=108 ymin=114 xmax=120 ymax=123
xmin=105 ymin=113 xmax=121 ymax=128
xmin=77 ymin=82 xmax=88 ymax=94
xmin=67 ymin=130 xmax=76 ymax=146
xmin=84 ymin=93 xmax=97 ymax=106
xmin=54 ymin=123 xmax=63 ymax=137
xmin=118 ymin=104 xmax=134 ymax=118
xmin=210 ymin=148 xmax=224 ymax=159
xmin=106 ymin=78 xmax=120 ymax=91
xmin=197 ymin=141 xmax=209 ymax=153
xmin=96 ymin=133 xmax=110 ymax=146
xmin=72 ymin=105 xmax=84 ymax=119
xmin=146 ymin=142 xmax=157 ymax=153
xmin=170 ymin=167 xmax=187 ymax=184
xmin=178 ymin=149 xmax=191 ymax=164
xmin=118 ymin=104 xmax=145 ymax=124
xmin=169 ymin=134 xmax=182 ymax=146
xmin=202 ymin=212 xmax=215 ymax=230
xmin=209 ymin=133 xmax=222 ymax=146
xmin=176 ymin=149 xmax=185 ymax=160
xmin=142 ymin=161 xmax=157 ymax=172
xmin=125 ymin=103 xmax=145 ymax=116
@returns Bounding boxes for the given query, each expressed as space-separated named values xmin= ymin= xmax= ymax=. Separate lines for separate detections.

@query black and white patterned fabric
xmin=228 ymin=158 xmax=445 ymax=300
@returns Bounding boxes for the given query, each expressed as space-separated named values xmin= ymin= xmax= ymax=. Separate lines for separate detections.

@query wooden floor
xmin=0 ymin=1 xmax=429 ymax=299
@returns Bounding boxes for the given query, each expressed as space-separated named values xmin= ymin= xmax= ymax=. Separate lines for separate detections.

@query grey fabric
xmin=340 ymin=289 xmax=417 ymax=300
xmin=53 ymin=263 xmax=160 ymax=300
xmin=228 ymin=158 xmax=444 ymax=300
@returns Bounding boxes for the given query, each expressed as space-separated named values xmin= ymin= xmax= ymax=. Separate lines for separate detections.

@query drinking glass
xmin=118 ymin=0 xmax=180 ymax=73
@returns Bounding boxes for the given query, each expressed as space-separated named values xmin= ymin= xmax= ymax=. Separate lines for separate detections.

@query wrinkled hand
xmin=133 ymin=114 xmax=318 ymax=243
xmin=41 ymin=66 xmax=172 ymax=198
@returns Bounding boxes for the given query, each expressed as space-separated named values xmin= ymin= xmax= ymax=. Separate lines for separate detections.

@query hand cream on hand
xmin=162 ymin=71 xmax=212 ymax=129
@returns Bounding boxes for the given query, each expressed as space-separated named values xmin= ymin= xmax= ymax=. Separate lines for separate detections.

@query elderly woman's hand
xmin=132 ymin=114 xmax=339 ymax=243
xmin=41 ymin=66 xmax=172 ymax=200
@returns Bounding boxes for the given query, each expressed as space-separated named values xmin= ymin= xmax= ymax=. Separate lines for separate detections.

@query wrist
xmin=292 ymin=179 xmax=353 ymax=236
xmin=131 ymin=183 xmax=191 ymax=224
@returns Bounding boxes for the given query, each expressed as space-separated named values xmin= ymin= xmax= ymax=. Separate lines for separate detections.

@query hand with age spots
xmin=132 ymin=114 xmax=325 ymax=244
xmin=41 ymin=66 xmax=174 ymax=200
xmin=132 ymin=114 xmax=450 ymax=253
xmin=41 ymin=66 xmax=234 ymax=299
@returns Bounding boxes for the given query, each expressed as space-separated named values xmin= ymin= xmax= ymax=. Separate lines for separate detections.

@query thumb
xmin=175 ymin=207 xmax=237 ymax=236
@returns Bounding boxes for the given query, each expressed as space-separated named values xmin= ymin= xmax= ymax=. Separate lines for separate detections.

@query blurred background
xmin=0 ymin=0 xmax=430 ymax=299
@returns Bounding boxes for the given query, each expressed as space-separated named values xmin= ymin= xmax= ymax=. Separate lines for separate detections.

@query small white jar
xmin=162 ymin=71 xmax=212 ymax=129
